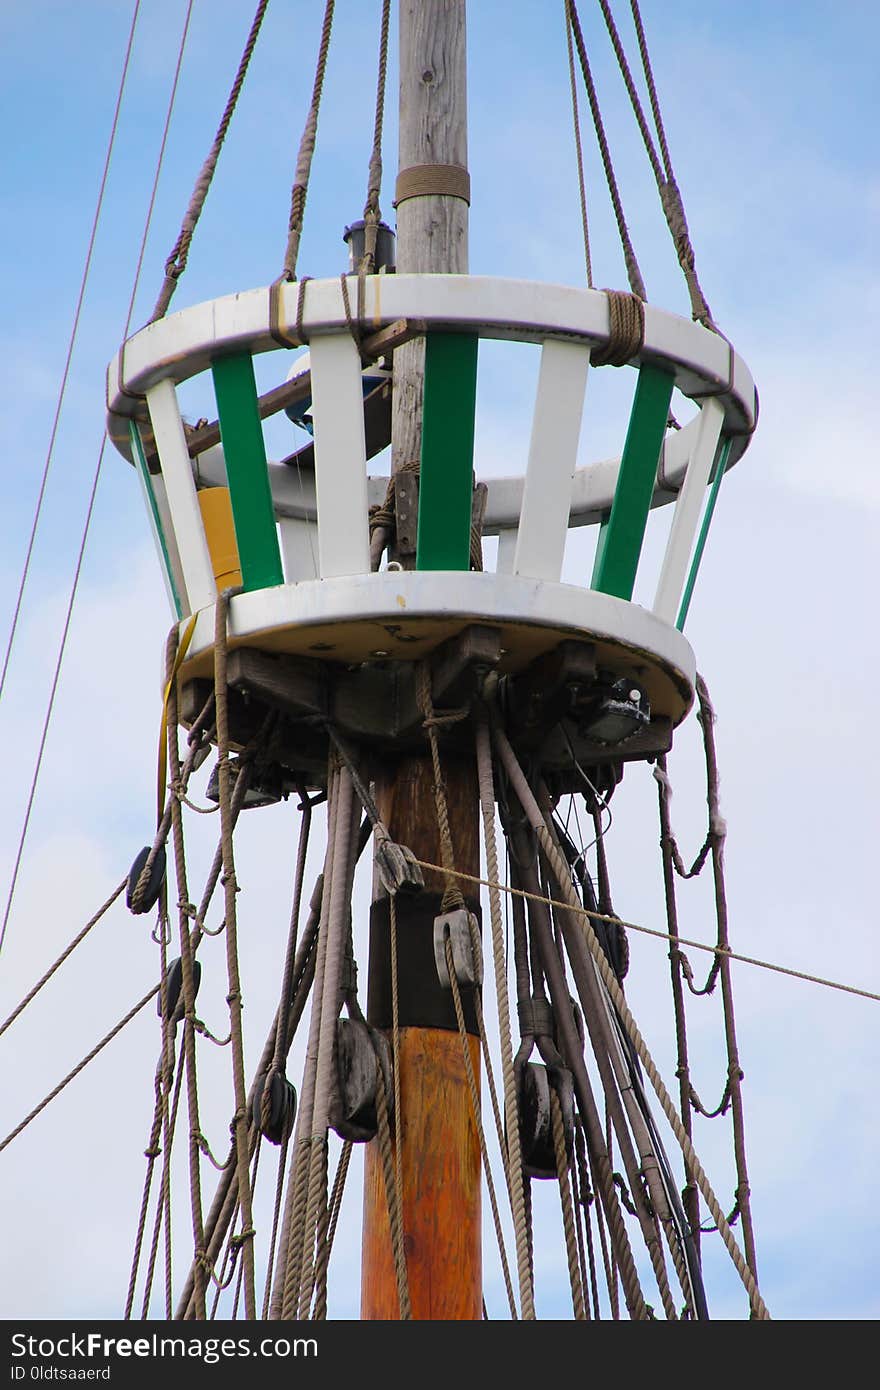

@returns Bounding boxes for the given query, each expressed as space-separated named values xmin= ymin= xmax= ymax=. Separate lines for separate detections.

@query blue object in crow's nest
xmin=283 ymin=351 xmax=391 ymax=436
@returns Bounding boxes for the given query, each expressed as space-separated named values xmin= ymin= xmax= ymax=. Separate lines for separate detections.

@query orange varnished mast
xmin=360 ymin=0 xmax=481 ymax=1320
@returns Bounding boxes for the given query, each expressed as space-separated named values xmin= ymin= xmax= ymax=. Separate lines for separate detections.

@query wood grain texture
xmin=360 ymin=1027 xmax=481 ymax=1320
xmin=391 ymin=0 xmax=469 ymax=560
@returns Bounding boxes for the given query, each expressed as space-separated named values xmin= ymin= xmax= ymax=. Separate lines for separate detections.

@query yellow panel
xmin=198 ymin=488 xmax=242 ymax=590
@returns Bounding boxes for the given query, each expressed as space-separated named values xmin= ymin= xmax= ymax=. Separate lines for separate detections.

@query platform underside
xmin=177 ymin=570 xmax=695 ymax=725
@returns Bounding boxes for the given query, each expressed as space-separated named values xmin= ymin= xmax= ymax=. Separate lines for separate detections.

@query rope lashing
xmin=394 ymin=163 xmax=472 ymax=206
xmin=591 ymin=289 xmax=645 ymax=367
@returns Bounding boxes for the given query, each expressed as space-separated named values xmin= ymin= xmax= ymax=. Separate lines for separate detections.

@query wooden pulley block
xmin=126 ymin=845 xmax=166 ymax=914
xmin=516 ymin=1062 xmax=575 ymax=1180
xmin=252 ymin=1069 xmax=297 ymax=1145
xmin=158 ymin=956 xmax=202 ymax=1024
xmin=329 ymin=1017 xmax=394 ymax=1144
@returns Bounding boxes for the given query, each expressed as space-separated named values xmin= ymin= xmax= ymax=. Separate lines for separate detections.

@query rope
xmin=565 ymin=0 xmax=647 ymax=299
xmin=0 ymin=880 xmax=126 ymax=1040
xmin=151 ymin=0 xmax=270 ymax=319
xmin=564 ymin=0 xmax=593 ymax=286
xmin=128 ymin=688 xmax=215 ymax=918
xmin=177 ymin=908 xmax=322 ymax=1319
xmin=0 ymin=985 xmax=158 ymax=1156
xmin=493 ymin=725 xmax=771 ymax=1319
xmin=445 ymin=935 xmax=518 ymax=1320
xmin=269 ymin=790 xmax=312 ymax=1077
xmin=505 ymin=821 xmax=649 ymax=1320
xmin=140 ymin=1042 xmax=186 ymax=1319
xmin=280 ymin=0 xmax=336 ymax=281
xmin=0 ymin=0 xmax=142 ymax=709
xmin=307 ymin=1141 xmax=331 ymax=1320
xmin=275 ymin=767 xmax=341 ymax=1319
xmin=590 ymin=288 xmax=645 ymax=367
xmin=359 ymin=0 xmax=392 ymax=272
xmin=140 ymin=1045 xmax=184 ymax=1312
xmin=213 ymin=593 xmax=257 ymax=1318
xmin=695 ymin=673 xmax=760 ymax=1286
xmin=297 ymin=767 xmax=358 ymax=1318
xmin=404 ymin=858 xmax=880 ymax=1007
xmin=124 ymin=941 xmax=178 ymax=1323
xmin=415 ymin=663 xmax=466 ymax=911
xmin=568 ymin=1129 xmax=592 ymax=1317
xmin=475 ymin=719 xmax=535 ymax=1318
xmin=621 ymin=0 xmax=714 ymax=326
xmin=325 ymin=1139 xmax=353 ymax=1256
xmin=0 ymin=0 xmax=195 ymax=963
xmin=261 ymin=1133 xmax=292 ymax=1320
xmin=574 ymin=1123 xmax=601 ymax=1318
xmin=657 ymin=751 xmax=702 ymax=1252
xmin=551 ymin=1087 xmax=587 ymax=1319
xmin=588 ymin=1136 xmax=618 ymax=1317
xmin=541 ymin=831 xmax=681 ymax=1319
xmin=165 ymin=629 xmax=208 ymax=1320
xmin=125 ymin=1070 xmax=166 ymax=1320
xmin=375 ymin=1056 xmax=412 ymax=1319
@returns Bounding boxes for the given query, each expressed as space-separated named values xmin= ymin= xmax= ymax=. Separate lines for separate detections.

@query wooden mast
xmin=360 ymin=0 xmax=482 ymax=1321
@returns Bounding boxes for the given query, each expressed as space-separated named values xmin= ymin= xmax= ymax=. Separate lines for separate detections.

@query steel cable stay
xmin=0 ymin=0 xmax=198 ymax=964
xmin=0 ymin=0 xmax=144 ymax=710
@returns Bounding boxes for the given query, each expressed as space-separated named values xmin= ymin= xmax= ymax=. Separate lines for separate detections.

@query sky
xmin=0 ymin=0 xmax=877 ymax=1324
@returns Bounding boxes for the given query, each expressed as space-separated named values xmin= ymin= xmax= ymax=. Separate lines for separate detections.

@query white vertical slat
xmin=652 ymin=396 xmax=725 ymax=623
xmin=279 ymin=518 xmax=319 ymax=582
xmin=146 ymin=377 xmax=217 ymax=613
xmin=495 ymin=528 xmax=518 ymax=575
xmin=309 ymin=332 xmax=371 ymax=578
xmin=512 ymin=339 xmax=591 ymax=582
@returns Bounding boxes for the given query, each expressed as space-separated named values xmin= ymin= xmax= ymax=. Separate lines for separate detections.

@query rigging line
xmin=566 ymin=0 xmax=647 ymax=300
xmin=565 ymin=0 xmax=593 ymax=286
xmin=475 ymin=720 xmax=535 ymax=1319
xmin=166 ymin=628 xmax=209 ymax=1321
xmin=125 ymin=922 xmax=179 ymax=1320
xmin=445 ymin=935 xmax=518 ymax=1320
xmin=0 ymin=985 xmax=159 ymax=1157
xmin=0 ymin=878 xmax=126 ymax=1040
xmin=151 ymin=0 xmax=271 ymax=320
xmin=214 ymin=592 xmax=257 ymax=1319
xmin=280 ymin=0 xmax=336 ymax=281
xmin=359 ymin=0 xmax=392 ymax=271
xmin=0 ymin=0 xmax=143 ymax=709
xmin=406 ymin=857 xmax=880 ymax=1007
xmin=0 ymin=0 xmax=197 ymax=964
xmin=495 ymin=730 xmax=769 ymax=1319
xmin=694 ymin=672 xmax=758 ymax=1283
xmin=595 ymin=0 xmax=713 ymax=327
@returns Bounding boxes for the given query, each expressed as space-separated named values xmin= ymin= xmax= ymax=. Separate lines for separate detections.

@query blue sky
xmin=0 ymin=0 xmax=877 ymax=1322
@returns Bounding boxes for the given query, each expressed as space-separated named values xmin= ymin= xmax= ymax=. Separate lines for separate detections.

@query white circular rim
xmin=107 ymin=275 xmax=757 ymax=467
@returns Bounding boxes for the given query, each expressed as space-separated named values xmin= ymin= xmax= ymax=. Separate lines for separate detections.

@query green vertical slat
xmin=129 ymin=418 xmax=183 ymax=618
xmin=211 ymin=353 xmax=283 ymax=591
xmin=590 ymin=363 xmax=675 ymax=600
xmin=676 ymin=437 xmax=732 ymax=631
xmin=416 ymin=332 xmax=478 ymax=571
